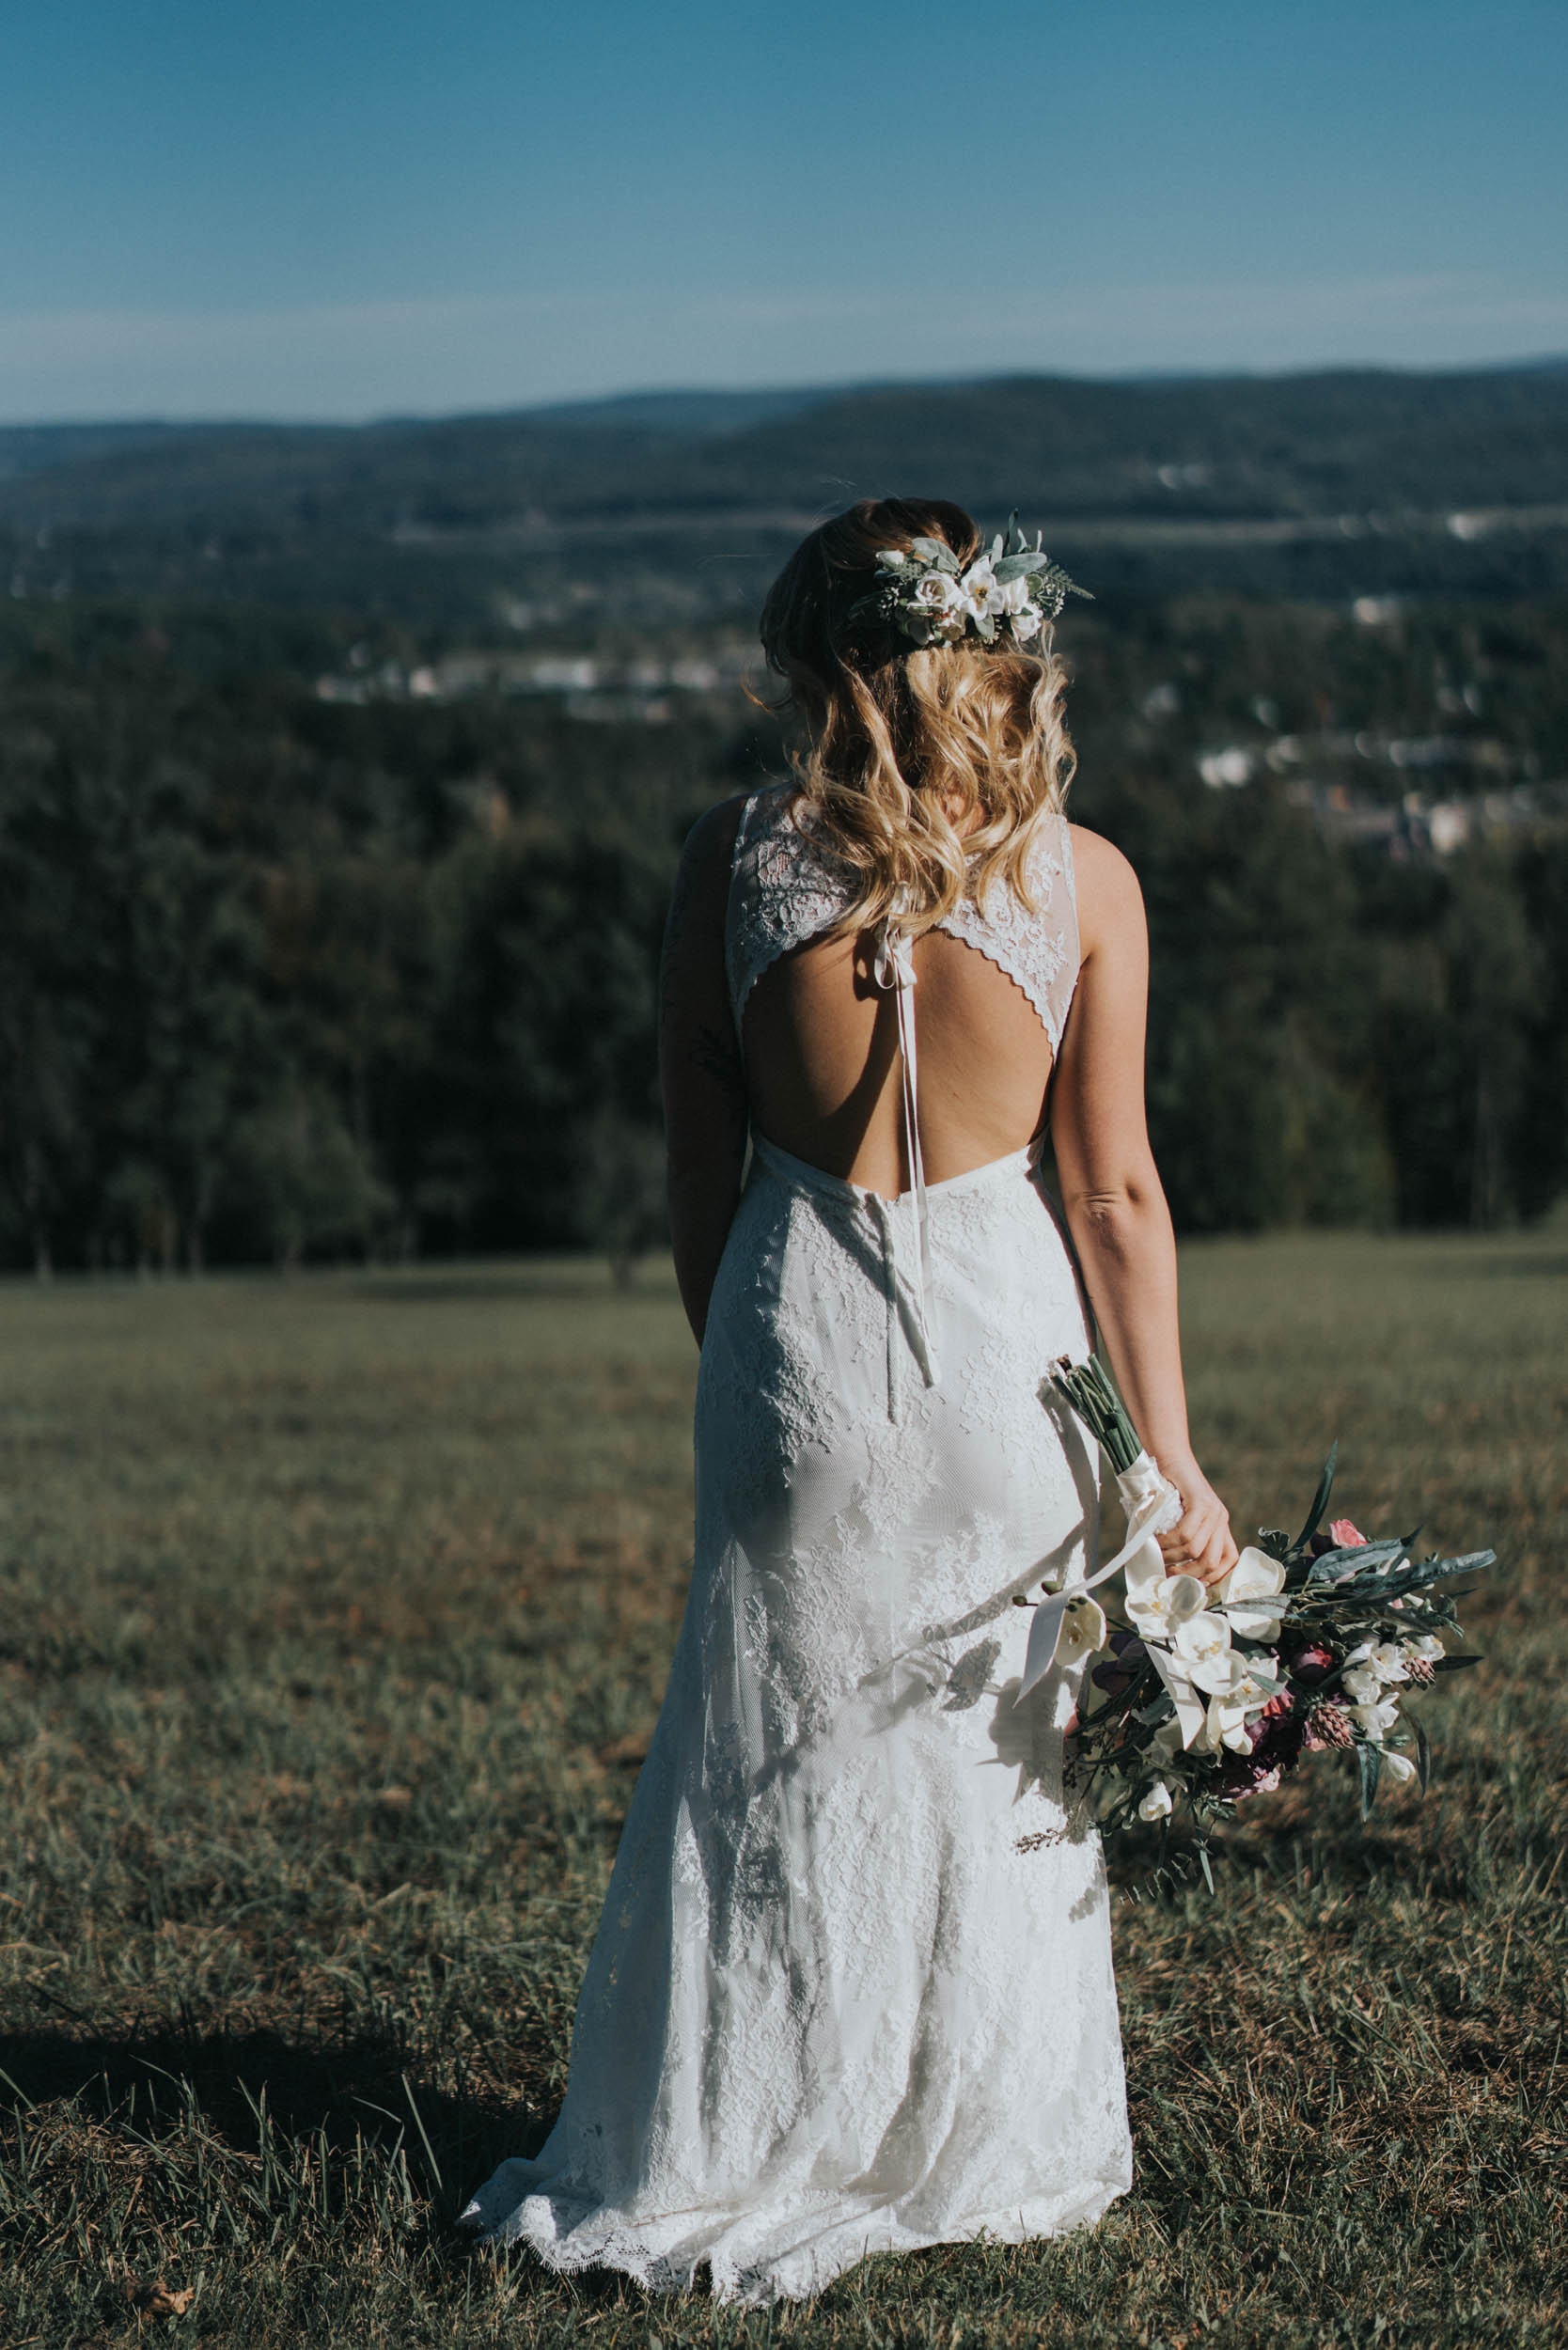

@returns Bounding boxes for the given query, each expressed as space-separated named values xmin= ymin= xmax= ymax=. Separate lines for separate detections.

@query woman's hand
xmin=1153 ymin=1456 xmax=1238 ymax=1586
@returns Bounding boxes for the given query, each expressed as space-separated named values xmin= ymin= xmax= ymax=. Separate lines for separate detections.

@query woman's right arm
xmin=658 ymin=797 xmax=749 ymax=1345
xmin=1049 ymin=827 xmax=1238 ymax=1584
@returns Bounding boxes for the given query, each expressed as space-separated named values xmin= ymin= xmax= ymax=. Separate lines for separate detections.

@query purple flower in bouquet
xmin=1091 ymin=1631 xmax=1147 ymax=1695
xmin=1217 ymin=1747 xmax=1283 ymax=1799
xmin=1219 ymin=1696 xmax=1310 ymax=1797
xmin=1260 ymin=1702 xmax=1309 ymax=1768
xmin=1247 ymin=1690 xmax=1294 ymax=1745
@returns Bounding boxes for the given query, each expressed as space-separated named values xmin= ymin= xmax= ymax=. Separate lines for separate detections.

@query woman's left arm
xmin=659 ymin=797 xmax=749 ymax=1344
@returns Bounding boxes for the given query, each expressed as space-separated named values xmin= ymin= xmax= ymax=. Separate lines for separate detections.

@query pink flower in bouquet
xmin=1309 ymin=1518 xmax=1370 ymax=1558
xmin=1286 ymin=1641 xmax=1337 ymax=1685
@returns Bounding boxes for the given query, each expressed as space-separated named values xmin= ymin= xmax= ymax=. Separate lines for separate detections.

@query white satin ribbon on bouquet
xmin=1018 ymin=1451 xmax=1182 ymax=1700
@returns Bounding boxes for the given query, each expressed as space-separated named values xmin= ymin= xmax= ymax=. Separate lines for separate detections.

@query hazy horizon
xmin=4 ymin=347 xmax=1566 ymax=438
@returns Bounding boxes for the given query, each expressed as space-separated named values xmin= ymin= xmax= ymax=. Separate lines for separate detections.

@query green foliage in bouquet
xmin=1030 ymin=1358 xmax=1496 ymax=1888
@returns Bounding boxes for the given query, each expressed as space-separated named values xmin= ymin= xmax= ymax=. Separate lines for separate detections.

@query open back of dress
xmin=462 ymin=784 xmax=1134 ymax=2304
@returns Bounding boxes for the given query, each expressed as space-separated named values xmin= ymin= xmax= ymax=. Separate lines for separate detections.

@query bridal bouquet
xmin=1019 ymin=1358 xmax=1495 ymax=1883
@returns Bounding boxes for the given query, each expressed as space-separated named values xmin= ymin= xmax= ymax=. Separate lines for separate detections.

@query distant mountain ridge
xmin=5 ymin=362 xmax=1567 ymax=615
xmin=4 ymin=362 xmax=1567 ymax=525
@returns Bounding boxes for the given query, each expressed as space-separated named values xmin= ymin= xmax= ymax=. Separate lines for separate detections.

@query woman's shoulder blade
xmin=726 ymin=781 xmax=857 ymax=1024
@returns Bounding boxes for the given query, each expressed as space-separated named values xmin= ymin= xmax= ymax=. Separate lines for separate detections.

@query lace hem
xmin=460 ymin=2159 xmax=1132 ymax=2307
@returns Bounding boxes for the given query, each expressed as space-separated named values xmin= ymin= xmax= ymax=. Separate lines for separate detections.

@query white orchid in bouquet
xmin=1018 ymin=1356 xmax=1494 ymax=1886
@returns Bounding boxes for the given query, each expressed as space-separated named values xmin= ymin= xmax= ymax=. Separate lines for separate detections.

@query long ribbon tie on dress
xmin=872 ymin=918 xmax=940 ymax=1418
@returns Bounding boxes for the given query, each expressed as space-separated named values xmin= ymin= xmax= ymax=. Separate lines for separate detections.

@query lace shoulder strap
xmin=932 ymin=810 xmax=1081 ymax=1053
xmin=724 ymin=784 xmax=855 ymax=1033
xmin=726 ymin=791 xmax=1081 ymax=1049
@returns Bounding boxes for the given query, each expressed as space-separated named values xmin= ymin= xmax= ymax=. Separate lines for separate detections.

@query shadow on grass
xmin=0 ymin=2013 xmax=552 ymax=2232
xmin=1105 ymin=1809 xmax=1481 ymax=1907
xmin=0 ymin=2016 xmax=700 ymax=2316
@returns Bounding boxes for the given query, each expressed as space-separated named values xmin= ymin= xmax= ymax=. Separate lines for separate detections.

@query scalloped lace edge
xmin=461 ymin=2166 xmax=1131 ymax=2306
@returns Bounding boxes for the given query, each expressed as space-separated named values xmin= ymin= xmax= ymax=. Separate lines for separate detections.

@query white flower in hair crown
xmin=855 ymin=511 xmax=1090 ymax=650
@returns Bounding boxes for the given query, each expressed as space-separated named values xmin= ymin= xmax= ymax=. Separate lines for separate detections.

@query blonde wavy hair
xmin=759 ymin=496 xmax=1077 ymax=935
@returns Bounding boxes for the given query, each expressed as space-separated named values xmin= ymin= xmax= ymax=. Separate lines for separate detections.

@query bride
xmin=462 ymin=497 xmax=1239 ymax=2304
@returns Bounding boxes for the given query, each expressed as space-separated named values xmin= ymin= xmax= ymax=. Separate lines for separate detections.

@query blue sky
xmin=2 ymin=0 xmax=1565 ymax=420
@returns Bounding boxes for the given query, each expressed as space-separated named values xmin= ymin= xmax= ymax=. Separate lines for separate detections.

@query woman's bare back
xmin=661 ymin=792 xmax=1236 ymax=1581
xmin=743 ymin=921 xmax=1058 ymax=1198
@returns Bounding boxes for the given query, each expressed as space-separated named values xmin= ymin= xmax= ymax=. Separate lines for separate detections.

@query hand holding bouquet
xmin=1022 ymin=1357 xmax=1494 ymax=1882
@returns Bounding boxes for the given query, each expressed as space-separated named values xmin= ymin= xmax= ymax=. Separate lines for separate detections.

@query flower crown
xmin=848 ymin=510 xmax=1090 ymax=651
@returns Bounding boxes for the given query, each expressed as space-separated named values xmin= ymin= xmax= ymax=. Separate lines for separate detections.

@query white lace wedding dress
xmin=462 ymin=787 xmax=1133 ymax=2303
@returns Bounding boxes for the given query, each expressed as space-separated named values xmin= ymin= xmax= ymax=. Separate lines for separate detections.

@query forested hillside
xmin=3 ymin=364 xmax=1567 ymax=1272
xmin=6 ymin=364 xmax=1568 ymax=616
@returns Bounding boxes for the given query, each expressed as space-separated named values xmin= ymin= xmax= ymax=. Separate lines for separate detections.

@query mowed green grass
xmin=1 ymin=1233 xmax=1564 ymax=2349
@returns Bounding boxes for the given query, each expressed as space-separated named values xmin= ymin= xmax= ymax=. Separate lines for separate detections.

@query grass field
xmin=1 ymin=1233 xmax=1564 ymax=2348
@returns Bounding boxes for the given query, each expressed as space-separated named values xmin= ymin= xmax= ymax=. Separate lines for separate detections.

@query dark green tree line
xmin=2 ymin=599 xmax=1565 ymax=1273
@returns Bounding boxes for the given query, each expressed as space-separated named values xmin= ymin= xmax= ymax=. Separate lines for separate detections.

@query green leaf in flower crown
xmin=1358 ymin=1740 xmax=1382 ymax=1820
xmin=1035 ymin=561 xmax=1092 ymax=613
xmin=909 ymin=537 xmax=960 ymax=573
xmin=1294 ymin=1442 xmax=1338 ymax=1551
xmin=1432 ymin=1653 xmax=1482 ymax=1671
xmin=994 ymin=553 xmax=1044 ymax=584
xmin=975 ymin=610 xmax=997 ymax=644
